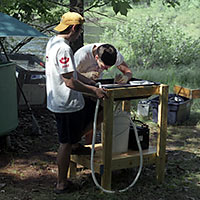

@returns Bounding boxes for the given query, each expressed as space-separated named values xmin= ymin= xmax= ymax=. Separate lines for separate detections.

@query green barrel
xmin=0 ymin=62 xmax=18 ymax=136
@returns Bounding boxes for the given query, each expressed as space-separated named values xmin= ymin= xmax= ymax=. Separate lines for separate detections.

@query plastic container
xmin=16 ymin=63 xmax=46 ymax=107
xmin=128 ymin=120 xmax=149 ymax=150
xmin=18 ymin=83 xmax=46 ymax=106
xmin=137 ymin=100 xmax=151 ymax=117
xmin=150 ymin=94 xmax=192 ymax=125
xmin=112 ymin=111 xmax=130 ymax=153
xmin=0 ymin=62 xmax=18 ymax=136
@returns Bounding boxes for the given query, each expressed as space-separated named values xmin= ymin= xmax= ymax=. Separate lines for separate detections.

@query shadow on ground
xmin=0 ymin=108 xmax=200 ymax=200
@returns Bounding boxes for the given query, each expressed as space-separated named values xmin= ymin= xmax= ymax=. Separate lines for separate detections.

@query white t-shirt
xmin=45 ymin=36 xmax=84 ymax=113
xmin=74 ymin=43 xmax=124 ymax=77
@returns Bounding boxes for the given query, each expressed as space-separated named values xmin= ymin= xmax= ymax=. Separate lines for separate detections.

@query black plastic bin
xmin=128 ymin=120 xmax=149 ymax=150
xmin=150 ymin=94 xmax=192 ymax=125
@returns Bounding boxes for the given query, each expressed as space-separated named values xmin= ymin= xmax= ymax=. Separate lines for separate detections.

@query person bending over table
xmin=74 ymin=43 xmax=132 ymax=83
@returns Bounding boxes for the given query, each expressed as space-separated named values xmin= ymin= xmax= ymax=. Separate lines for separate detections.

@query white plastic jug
xmin=112 ymin=111 xmax=131 ymax=153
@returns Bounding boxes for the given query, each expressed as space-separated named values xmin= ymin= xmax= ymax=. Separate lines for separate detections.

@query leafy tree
xmin=0 ymin=0 xmax=185 ymax=53
xmin=0 ymin=0 xmax=184 ymax=29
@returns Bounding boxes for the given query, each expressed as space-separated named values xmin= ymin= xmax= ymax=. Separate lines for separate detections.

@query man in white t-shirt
xmin=45 ymin=12 xmax=107 ymax=194
xmin=74 ymin=43 xmax=132 ymax=83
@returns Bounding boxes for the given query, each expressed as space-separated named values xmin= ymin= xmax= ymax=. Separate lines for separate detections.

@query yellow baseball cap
xmin=54 ymin=12 xmax=85 ymax=32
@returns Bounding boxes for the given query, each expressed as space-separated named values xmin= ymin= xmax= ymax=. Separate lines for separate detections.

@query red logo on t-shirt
xmin=59 ymin=57 xmax=69 ymax=64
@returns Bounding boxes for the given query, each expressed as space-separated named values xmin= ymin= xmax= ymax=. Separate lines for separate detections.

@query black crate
xmin=128 ymin=120 xmax=149 ymax=150
xmin=150 ymin=94 xmax=192 ymax=125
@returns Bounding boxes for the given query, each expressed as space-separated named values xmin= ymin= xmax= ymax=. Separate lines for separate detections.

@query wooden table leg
xmin=68 ymin=161 xmax=77 ymax=178
xmin=156 ymin=84 xmax=168 ymax=183
xmin=122 ymin=100 xmax=131 ymax=112
xmin=101 ymin=92 xmax=114 ymax=190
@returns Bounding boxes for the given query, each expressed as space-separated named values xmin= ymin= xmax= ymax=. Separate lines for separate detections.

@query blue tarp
xmin=0 ymin=12 xmax=47 ymax=37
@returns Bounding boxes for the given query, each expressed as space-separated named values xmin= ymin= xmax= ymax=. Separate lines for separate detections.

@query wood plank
xmin=173 ymin=85 xmax=200 ymax=99
xmin=192 ymin=89 xmax=200 ymax=99
xmin=70 ymin=144 xmax=103 ymax=174
xmin=68 ymin=161 xmax=77 ymax=178
xmin=70 ymin=154 xmax=102 ymax=173
xmin=101 ymin=92 xmax=114 ymax=190
xmin=173 ymin=85 xmax=192 ymax=99
xmin=112 ymin=85 xmax=160 ymax=99
xmin=122 ymin=101 xmax=131 ymax=111
xmin=111 ymin=147 xmax=157 ymax=170
xmin=71 ymin=146 xmax=157 ymax=173
xmin=156 ymin=84 xmax=168 ymax=183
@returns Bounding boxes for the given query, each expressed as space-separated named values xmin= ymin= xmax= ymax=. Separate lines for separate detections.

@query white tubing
xmin=90 ymin=83 xmax=143 ymax=193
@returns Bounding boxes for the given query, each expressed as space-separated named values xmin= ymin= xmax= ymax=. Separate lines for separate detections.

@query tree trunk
xmin=70 ymin=0 xmax=84 ymax=53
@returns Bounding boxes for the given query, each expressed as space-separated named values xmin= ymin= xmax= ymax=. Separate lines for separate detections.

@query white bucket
xmin=112 ymin=111 xmax=131 ymax=153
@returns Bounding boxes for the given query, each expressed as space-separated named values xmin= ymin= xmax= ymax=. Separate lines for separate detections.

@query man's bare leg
xmin=56 ymin=143 xmax=72 ymax=190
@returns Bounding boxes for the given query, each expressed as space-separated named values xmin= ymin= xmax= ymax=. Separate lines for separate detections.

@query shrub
xmin=100 ymin=16 xmax=200 ymax=69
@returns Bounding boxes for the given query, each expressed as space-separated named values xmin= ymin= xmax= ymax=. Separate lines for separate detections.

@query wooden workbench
xmin=70 ymin=84 xmax=169 ymax=190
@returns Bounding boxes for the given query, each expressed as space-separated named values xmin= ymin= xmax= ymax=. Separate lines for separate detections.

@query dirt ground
xmin=0 ymin=107 xmax=200 ymax=200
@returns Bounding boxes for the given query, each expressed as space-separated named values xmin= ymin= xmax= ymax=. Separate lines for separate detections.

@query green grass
xmin=103 ymin=61 xmax=200 ymax=89
xmin=84 ymin=0 xmax=200 ymax=111
xmin=85 ymin=0 xmax=200 ymax=41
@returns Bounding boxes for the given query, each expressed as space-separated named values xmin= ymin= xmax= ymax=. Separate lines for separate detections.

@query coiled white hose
xmin=90 ymin=83 xmax=143 ymax=193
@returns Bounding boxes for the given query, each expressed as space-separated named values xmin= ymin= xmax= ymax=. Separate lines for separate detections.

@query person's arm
xmin=78 ymin=71 xmax=100 ymax=81
xmin=61 ymin=72 xmax=107 ymax=99
xmin=116 ymin=61 xmax=132 ymax=81
xmin=76 ymin=71 xmax=97 ymax=86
